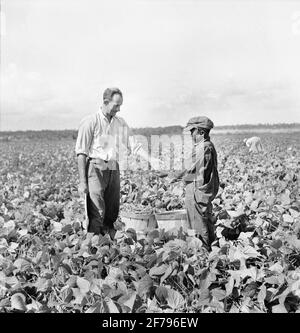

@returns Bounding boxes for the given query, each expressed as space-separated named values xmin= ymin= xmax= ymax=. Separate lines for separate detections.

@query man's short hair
xmin=103 ymin=87 xmax=123 ymax=103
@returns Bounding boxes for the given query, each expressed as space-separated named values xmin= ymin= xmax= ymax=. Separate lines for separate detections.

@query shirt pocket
xmin=92 ymin=125 xmax=103 ymax=148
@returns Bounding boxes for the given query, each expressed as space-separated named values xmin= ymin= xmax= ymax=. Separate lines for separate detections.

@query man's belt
xmin=89 ymin=158 xmax=109 ymax=163
xmin=89 ymin=158 xmax=118 ymax=170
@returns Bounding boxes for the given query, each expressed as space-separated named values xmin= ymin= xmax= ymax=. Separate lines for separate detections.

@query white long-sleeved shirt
xmin=75 ymin=109 xmax=141 ymax=161
xmin=244 ymin=136 xmax=263 ymax=153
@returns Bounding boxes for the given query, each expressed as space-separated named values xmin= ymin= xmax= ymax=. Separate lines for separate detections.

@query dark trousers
xmin=86 ymin=159 xmax=120 ymax=236
xmin=185 ymin=182 xmax=215 ymax=250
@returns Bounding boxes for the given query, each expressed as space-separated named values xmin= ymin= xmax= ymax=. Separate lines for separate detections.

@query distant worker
xmin=159 ymin=116 xmax=219 ymax=251
xmin=243 ymin=136 xmax=263 ymax=153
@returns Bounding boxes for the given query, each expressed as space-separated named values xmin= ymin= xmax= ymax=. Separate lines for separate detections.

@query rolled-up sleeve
xmin=75 ymin=115 xmax=95 ymax=156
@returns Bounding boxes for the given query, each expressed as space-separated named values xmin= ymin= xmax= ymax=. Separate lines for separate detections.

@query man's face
xmin=104 ymin=93 xmax=123 ymax=117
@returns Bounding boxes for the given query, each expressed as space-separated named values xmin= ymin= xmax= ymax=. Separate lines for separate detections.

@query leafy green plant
xmin=0 ymin=133 xmax=300 ymax=312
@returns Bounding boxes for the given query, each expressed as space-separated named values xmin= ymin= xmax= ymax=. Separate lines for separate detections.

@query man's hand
xmin=77 ymin=154 xmax=88 ymax=197
xmin=78 ymin=181 xmax=89 ymax=197
xmin=150 ymin=157 xmax=161 ymax=170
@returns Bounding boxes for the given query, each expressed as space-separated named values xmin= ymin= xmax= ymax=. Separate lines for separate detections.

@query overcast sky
xmin=1 ymin=0 xmax=300 ymax=131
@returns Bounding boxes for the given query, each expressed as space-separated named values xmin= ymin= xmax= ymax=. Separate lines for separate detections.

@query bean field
xmin=0 ymin=132 xmax=300 ymax=313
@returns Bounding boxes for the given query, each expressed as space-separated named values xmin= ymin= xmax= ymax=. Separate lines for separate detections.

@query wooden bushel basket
xmin=155 ymin=209 xmax=189 ymax=233
xmin=120 ymin=211 xmax=157 ymax=232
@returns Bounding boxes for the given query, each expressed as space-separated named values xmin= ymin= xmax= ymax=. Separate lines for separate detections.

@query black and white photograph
xmin=0 ymin=0 xmax=300 ymax=319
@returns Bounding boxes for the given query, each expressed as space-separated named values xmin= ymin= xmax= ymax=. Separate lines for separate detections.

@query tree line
xmin=1 ymin=123 xmax=300 ymax=141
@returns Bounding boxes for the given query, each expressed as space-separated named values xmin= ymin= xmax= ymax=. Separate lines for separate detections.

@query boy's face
xmin=191 ymin=127 xmax=204 ymax=144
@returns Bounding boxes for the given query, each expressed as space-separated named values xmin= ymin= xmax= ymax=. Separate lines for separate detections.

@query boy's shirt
xmin=174 ymin=137 xmax=219 ymax=205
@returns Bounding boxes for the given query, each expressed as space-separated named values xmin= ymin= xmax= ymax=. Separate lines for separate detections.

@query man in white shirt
xmin=75 ymin=87 xmax=157 ymax=237
xmin=243 ymin=136 xmax=263 ymax=153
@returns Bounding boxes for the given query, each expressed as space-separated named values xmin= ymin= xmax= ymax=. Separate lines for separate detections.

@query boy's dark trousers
xmin=185 ymin=182 xmax=216 ymax=250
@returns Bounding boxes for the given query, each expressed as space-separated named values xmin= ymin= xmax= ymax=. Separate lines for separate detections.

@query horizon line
xmin=1 ymin=122 xmax=300 ymax=133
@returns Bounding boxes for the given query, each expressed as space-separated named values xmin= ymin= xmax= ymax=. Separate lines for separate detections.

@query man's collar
xmin=98 ymin=106 xmax=105 ymax=118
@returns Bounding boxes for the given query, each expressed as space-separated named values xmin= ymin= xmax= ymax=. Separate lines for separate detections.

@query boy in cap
xmin=160 ymin=116 xmax=219 ymax=250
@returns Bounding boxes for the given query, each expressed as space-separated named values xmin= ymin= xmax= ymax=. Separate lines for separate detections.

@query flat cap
xmin=185 ymin=116 xmax=214 ymax=131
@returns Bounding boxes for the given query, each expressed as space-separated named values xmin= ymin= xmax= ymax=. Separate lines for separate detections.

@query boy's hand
xmin=150 ymin=157 xmax=161 ymax=170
